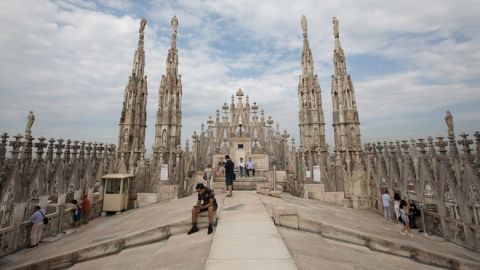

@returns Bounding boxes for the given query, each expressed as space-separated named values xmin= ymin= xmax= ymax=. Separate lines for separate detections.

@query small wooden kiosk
xmin=101 ymin=173 xmax=134 ymax=212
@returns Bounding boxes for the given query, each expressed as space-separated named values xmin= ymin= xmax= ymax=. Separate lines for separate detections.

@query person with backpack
xmin=29 ymin=205 xmax=46 ymax=248
xmin=224 ymin=155 xmax=235 ymax=197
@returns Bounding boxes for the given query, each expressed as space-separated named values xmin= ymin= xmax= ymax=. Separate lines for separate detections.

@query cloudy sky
xmin=0 ymin=0 xmax=479 ymax=154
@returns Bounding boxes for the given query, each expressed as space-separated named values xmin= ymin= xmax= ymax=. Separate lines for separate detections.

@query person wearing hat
xmin=188 ymin=183 xmax=218 ymax=235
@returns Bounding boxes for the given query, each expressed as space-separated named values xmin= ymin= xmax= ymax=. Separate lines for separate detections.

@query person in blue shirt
xmin=29 ymin=206 xmax=45 ymax=248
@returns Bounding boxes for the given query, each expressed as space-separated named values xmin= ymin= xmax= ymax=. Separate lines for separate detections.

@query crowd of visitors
xmin=29 ymin=195 xmax=92 ymax=248
xmin=382 ymin=190 xmax=422 ymax=238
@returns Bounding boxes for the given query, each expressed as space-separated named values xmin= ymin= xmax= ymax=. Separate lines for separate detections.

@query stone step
xmin=213 ymin=178 xmax=269 ymax=192
xmin=214 ymin=176 xmax=268 ymax=183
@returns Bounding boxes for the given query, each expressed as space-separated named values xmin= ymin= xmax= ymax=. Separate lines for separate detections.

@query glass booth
xmin=101 ymin=173 xmax=134 ymax=212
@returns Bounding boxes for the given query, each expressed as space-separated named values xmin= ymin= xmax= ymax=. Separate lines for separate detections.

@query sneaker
xmin=207 ymin=225 xmax=213 ymax=235
xmin=187 ymin=226 xmax=198 ymax=235
xmin=400 ymin=232 xmax=406 ymax=235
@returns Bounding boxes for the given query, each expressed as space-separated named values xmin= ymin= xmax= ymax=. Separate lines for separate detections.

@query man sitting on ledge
xmin=246 ymin=157 xmax=255 ymax=176
xmin=188 ymin=183 xmax=218 ymax=235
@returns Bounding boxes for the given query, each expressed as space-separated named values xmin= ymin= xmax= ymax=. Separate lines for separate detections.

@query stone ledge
xmin=308 ymin=190 xmax=345 ymax=206
xmin=6 ymin=219 xmax=211 ymax=270
xmin=272 ymin=206 xmax=299 ymax=230
xmin=276 ymin=214 xmax=480 ymax=270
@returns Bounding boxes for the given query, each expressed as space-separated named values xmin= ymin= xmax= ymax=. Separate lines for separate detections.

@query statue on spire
xmin=444 ymin=110 xmax=454 ymax=137
xmin=139 ymin=18 xmax=147 ymax=33
xmin=301 ymin=15 xmax=307 ymax=33
xmin=333 ymin=17 xmax=339 ymax=37
xmin=25 ymin=111 xmax=35 ymax=138
xmin=171 ymin=15 xmax=178 ymax=32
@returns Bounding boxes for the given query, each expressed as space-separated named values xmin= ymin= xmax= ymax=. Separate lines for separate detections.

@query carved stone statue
xmin=333 ymin=17 xmax=339 ymax=36
xmin=171 ymin=15 xmax=178 ymax=32
xmin=124 ymin=128 xmax=129 ymax=145
xmin=301 ymin=15 xmax=307 ymax=33
xmin=139 ymin=18 xmax=147 ymax=33
xmin=444 ymin=110 xmax=454 ymax=137
xmin=25 ymin=111 xmax=35 ymax=138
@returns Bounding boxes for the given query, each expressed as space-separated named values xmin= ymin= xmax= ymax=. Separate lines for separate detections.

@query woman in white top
xmin=238 ymin=157 xmax=245 ymax=177
xmin=393 ymin=192 xmax=401 ymax=222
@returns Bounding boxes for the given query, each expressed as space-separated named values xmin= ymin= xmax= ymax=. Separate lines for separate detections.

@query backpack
xmin=39 ymin=210 xmax=48 ymax=225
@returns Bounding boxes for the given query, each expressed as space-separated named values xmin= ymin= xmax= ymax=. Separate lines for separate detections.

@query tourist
xmin=224 ymin=155 xmax=235 ymax=197
xmin=217 ymin=161 xmax=225 ymax=177
xmin=381 ymin=190 xmax=391 ymax=221
xmin=204 ymin=163 xmax=214 ymax=188
xmin=188 ymin=183 xmax=218 ymax=235
xmin=82 ymin=195 xmax=91 ymax=224
xmin=238 ymin=157 xmax=245 ymax=178
xmin=29 ymin=206 xmax=46 ymax=248
xmin=393 ymin=192 xmax=401 ymax=222
xmin=399 ymin=200 xmax=414 ymax=237
xmin=408 ymin=200 xmax=421 ymax=229
xmin=72 ymin=199 xmax=82 ymax=227
xmin=246 ymin=157 xmax=255 ymax=176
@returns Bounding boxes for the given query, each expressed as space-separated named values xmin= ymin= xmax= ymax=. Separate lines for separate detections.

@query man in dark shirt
xmin=188 ymin=183 xmax=218 ymax=235
xmin=224 ymin=155 xmax=235 ymax=197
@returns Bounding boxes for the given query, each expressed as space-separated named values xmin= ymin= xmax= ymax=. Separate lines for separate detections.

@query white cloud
xmin=0 ymin=0 xmax=479 ymax=155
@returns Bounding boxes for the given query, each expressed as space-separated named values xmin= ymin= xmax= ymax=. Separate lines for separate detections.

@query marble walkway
xmin=205 ymin=191 xmax=297 ymax=270
xmin=1 ymin=191 xmax=479 ymax=269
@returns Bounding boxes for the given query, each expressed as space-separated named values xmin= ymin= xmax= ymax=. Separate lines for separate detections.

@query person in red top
xmin=81 ymin=195 xmax=91 ymax=224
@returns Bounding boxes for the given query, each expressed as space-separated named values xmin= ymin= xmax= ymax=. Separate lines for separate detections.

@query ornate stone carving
xmin=171 ymin=15 xmax=178 ymax=32
xmin=25 ymin=111 xmax=35 ymax=138
xmin=139 ymin=18 xmax=147 ymax=33
xmin=333 ymin=17 xmax=339 ymax=37
xmin=301 ymin=15 xmax=307 ymax=32
xmin=445 ymin=110 xmax=454 ymax=137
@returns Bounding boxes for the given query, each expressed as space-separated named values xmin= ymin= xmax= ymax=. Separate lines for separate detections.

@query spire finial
xmin=170 ymin=16 xmax=178 ymax=50
xmin=139 ymin=18 xmax=147 ymax=33
xmin=171 ymin=15 xmax=178 ymax=32
xmin=301 ymin=15 xmax=307 ymax=33
xmin=333 ymin=17 xmax=339 ymax=37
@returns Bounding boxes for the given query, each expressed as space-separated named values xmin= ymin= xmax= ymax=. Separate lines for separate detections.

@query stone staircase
xmin=212 ymin=174 xmax=268 ymax=193
xmin=231 ymin=176 xmax=268 ymax=190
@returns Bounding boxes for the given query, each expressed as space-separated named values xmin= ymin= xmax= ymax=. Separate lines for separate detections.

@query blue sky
xmin=0 ymin=0 xmax=479 ymax=154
